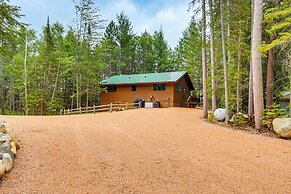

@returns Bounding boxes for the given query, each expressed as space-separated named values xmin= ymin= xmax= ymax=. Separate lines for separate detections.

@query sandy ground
xmin=0 ymin=108 xmax=290 ymax=194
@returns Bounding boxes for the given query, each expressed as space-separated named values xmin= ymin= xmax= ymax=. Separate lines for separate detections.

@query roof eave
xmin=100 ymin=81 xmax=176 ymax=86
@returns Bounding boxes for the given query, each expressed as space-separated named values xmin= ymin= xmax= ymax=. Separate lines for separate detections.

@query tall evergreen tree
xmin=153 ymin=27 xmax=171 ymax=72
xmin=116 ymin=12 xmax=135 ymax=74
xmin=251 ymin=0 xmax=264 ymax=129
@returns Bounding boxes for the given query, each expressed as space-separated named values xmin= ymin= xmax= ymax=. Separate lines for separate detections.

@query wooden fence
xmin=60 ymin=102 xmax=141 ymax=115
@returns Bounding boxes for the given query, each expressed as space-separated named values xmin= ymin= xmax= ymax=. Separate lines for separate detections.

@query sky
xmin=9 ymin=0 xmax=194 ymax=48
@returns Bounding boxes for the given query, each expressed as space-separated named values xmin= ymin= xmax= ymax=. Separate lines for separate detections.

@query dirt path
xmin=0 ymin=108 xmax=290 ymax=193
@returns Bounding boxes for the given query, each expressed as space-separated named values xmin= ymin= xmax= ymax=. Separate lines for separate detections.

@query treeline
xmin=0 ymin=0 xmax=290 ymax=124
xmin=0 ymin=0 xmax=177 ymax=115
xmin=193 ymin=0 xmax=290 ymax=128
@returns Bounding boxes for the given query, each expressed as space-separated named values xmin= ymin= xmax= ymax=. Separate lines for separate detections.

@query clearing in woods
xmin=0 ymin=108 xmax=290 ymax=193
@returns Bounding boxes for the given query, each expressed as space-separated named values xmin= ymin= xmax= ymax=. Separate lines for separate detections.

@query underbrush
xmin=207 ymin=104 xmax=290 ymax=138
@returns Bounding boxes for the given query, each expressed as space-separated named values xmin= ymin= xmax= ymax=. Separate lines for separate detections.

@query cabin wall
xmin=100 ymin=83 xmax=175 ymax=108
xmin=173 ymin=77 xmax=192 ymax=107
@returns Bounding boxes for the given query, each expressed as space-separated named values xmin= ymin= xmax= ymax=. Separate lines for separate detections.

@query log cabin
xmin=100 ymin=71 xmax=194 ymax=108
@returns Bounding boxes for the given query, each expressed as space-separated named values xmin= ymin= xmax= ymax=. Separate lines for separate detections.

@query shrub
xmin=262 ymin=104 xmax=289 ymax=129
xmin=208 ymin=113 xmax=217 ymax=123
xmin=231 ymin=113 xmax=248 ymax=126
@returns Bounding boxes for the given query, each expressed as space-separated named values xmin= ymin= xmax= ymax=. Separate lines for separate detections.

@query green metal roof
xmin=100 ymin=71 xmax=188 ymax=85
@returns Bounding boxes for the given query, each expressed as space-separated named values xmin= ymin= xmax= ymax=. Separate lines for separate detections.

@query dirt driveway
xmin=0 ymin=108 xmax=290 ymax=193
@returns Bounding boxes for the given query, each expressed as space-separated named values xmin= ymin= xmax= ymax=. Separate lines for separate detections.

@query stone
xmin=10 ymin=142 xmax=16 ymax=154
xmin=9 ymin=152 xmax=15 ymax=161
xmin=214 ymin=108 xmax=227 ymax=121
xmin=0 ymin=124 xmax=6 ymax=133
xmin=5 ymin=127 xmax=14 ymax=134
xmin=7 ymin=132 xmax=20 ymax=150
xmin=0 ymin=134 xmax=11 ymax=142
xmin=0 ymin=140 xmax=11 ymax=153
xmin=0 ymin=119 xmax=6 ymax=124
xmin=2 ymin=153 xmax=13 ymax=172
xmin=0 ymin=160 xmax=5 ymax=178
xmin=273 ymin=118 xmax=291 ymax=138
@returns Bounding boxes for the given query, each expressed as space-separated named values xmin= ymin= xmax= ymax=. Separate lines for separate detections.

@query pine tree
xmin=251 ymin=0 xmax=264 ymax=129
xmin=116 ymin=12 xmax=135 ymax=74
xmin=201 ymin=0 xmax=208 ymax=119
xmin=153 ymin=27 xmax=171 ymax=72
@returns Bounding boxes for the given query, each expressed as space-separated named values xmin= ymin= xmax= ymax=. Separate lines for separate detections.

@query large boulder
xmin=273 ymin=118 xmax=291 ymax=138
xmin=2 ymin=153 xmax=13 ymax=172
xmin=214 ymin=108 xmax=227 ymax=121
xmin=0 ymin=160 xmax=5 ymax=178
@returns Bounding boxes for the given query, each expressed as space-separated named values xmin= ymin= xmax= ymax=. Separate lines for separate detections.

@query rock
xmin=9 ymin=152 xmax=15 ymax=161
xmin=0 ymin=124 xmax=6 ymax=133
xmin=0 ymin=119 xmax=6 ymax=124
xmin=214 ymin=108 xmax=227 ymax=121
xmin=273 ymin=118 xmax=291 ymax=138
xmin=10 ymin=142 xmax=16 ymax=154
xmin=0 ymin=134 xmax=11 ymax=142
xmin=6 ymin=131 xmax=20 ymax=150
xmin=0 ymin=140 xmax=11 ymax=153
xmin=0 ymin=160 xmax=5 ymax=178
xmin=2 ymin=153 xmax=13 ymax=172
xmin=5 ymin=127 xmax=13 ymax=134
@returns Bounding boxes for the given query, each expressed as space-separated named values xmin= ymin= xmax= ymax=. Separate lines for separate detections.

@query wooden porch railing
xmin=60 ymin=102 xmax=141 ymax=115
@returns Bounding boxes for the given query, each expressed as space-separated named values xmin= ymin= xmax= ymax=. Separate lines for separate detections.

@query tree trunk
xmin=86 ymin=79 xmax=89 ymax=108
xmin=248 ymin=63 xmax=254 ymax=115
xmin=201 ymin=0 xmax=208 ymax=119
xmin=266 ymin=36 xmax=275 ymax=109
xmin=248 ymin=0 xmax=254 ymax=115
xmin=220 ymin=0 xmax=229 ymax=122
xmin=209 ymin=0 xmax=217 ymax=112
xmin=24 ymin=33 xmax=29 ymax=116
xmin=9 ymin=70 xmax=15 ymax=112
xmin=50 ymin=61 xmax=61 ymax=105
xmin=289 ymin=53 xmax=291 ymax=117
xmin=227 ymin=0 xmax=231 ymax=66
xmin=251 ymin=0 xmax=264 ymax=129
xmin=237 ymin=32 xmax=242 ymax=113
xmin=0 ymin=55 xmax=4 ymax=114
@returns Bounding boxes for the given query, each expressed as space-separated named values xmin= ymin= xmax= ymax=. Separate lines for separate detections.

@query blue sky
xmin=10 ymin=0 xmax=194 ymax=48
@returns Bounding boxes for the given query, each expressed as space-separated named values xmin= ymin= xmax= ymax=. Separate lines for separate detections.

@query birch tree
xmin=23 ymin=30 xmax=28 ymax=115
xmin=209 ymin=0 xmax=217 ymax=112
xmin=220 ymin=0 xmax=229 ymax=122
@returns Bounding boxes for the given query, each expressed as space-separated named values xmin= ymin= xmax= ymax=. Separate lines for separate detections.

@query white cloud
xmin=156 ymin=8 xmax=178 ymax=23
xmin=152 ymin=4 xmax=192 ymax=47
xmin=114 ymin=0 xmax=137 ymax=13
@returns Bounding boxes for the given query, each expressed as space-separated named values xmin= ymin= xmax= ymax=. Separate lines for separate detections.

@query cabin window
xmin=153 ymin=84 xmax=166 ymax=91
xmin=106 ymin=85 xmax=117 ymax=92
xmin=175 ymin=84 xmax=181 ymax=92
xmin=131 ymin=85 xmax=136 ymax=91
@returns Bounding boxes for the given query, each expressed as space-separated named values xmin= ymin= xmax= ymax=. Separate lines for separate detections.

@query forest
xmin=0 ymin=0 xmax=290 ymax=128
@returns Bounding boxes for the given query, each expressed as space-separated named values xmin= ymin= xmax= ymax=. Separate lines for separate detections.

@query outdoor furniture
xmin=180 ymin=96 xmax=200 ymax=108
